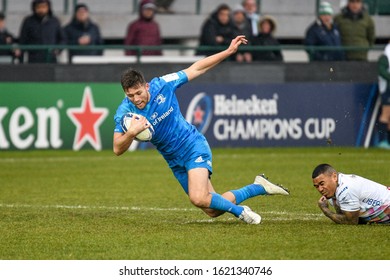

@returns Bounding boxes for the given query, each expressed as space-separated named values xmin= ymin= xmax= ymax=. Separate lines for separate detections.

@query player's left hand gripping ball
xmin=120 ymin=112 xmax=154 ymax=142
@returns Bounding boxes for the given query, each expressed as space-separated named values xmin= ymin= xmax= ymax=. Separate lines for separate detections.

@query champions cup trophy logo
xmin=186 ymin=92 xmax=212 ymax=134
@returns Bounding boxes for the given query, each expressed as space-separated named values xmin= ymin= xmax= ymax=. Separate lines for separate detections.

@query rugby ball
xmin=120 ymin=112 xmax=154 ymax=142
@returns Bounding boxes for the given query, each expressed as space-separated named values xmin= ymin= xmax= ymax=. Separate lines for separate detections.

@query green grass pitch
xmin=0 ymin=147 xmax=389 ymax=260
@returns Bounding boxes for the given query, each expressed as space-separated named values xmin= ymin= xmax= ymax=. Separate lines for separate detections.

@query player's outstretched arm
xmin=183 ymin=35 xmax=248 ymax=81
xmin=318 ymin=196 xmax=359 ymax=225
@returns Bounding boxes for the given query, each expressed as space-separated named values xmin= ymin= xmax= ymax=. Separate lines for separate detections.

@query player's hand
xmin=127 ymin=115 xmax=150 ymax=136
xmin=227 ymin=35 xmax=248 ymax=55
xmin=318 ymin=196 xmax=329 ymax=209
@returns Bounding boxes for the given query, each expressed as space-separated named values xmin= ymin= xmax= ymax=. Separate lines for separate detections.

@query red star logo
xmin=193 ymin=106 xmax=205 ymax=125
xmin=67 ymin=87 xmax=108 ymax=150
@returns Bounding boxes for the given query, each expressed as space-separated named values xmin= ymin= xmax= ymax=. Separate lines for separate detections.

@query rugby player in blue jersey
xmin=113 ymin=35 xmax=289 ymax=224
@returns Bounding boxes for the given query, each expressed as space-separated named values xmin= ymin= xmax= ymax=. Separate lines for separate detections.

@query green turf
xmin=0 ymin=147 xmax=389 ymax=260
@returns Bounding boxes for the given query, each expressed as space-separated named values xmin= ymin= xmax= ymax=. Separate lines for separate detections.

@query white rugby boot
xmin=254 ymin=174 xmax=290 ymax=195
xmin=238 ymin=206 xmax=262 ymax=224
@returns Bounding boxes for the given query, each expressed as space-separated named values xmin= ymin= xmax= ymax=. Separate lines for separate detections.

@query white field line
xmin=0 ymin=203 xmax=196 ymax=212
xmin=184 ymin=216 xmax=325 ymax=224
xmin=0 ymin=203 xmax=325 ymax=222
xmin=0 ymin=153 xmax=387 ymax=164
xmin=0 ymin=156 xmax=156 ymax=163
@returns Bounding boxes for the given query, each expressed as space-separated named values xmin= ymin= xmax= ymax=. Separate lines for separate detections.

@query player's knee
xmin=189 ymin=194 xmax=209 ymax=209
xmin=205 ymin=210 xmax=223 ymax=218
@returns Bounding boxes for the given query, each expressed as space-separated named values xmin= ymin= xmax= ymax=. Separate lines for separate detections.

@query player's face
xmin=124 ymin=83 xmax=150 ymax=109
xmin=312 ymin=172 xmax=338 ymax=198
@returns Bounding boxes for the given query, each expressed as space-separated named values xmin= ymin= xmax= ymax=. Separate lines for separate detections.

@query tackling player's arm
xmin=318 ymin=196 xmax=360 ymax=225
xmin=183 ymin=35 xmax=247 ymax=81
xmin=113 ymin=115 xmax=150 ymax=156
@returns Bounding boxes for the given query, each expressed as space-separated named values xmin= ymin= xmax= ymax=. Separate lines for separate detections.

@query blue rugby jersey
xmin=114 ymin=70 xmax=200 ymax=160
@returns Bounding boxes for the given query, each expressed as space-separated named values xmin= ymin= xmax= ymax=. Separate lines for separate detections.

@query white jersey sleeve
xmin=335 ymin=173 xmax=390 ymax=223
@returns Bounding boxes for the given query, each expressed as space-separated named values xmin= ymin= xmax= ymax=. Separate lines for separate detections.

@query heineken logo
xmin=0 ymin=85 xmax=110 ymax=151
xmin=67 ymin=87 xmax=108 ymax=150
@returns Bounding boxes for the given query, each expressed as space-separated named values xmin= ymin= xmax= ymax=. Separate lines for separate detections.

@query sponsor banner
xmin=0 ymin=82 xmax=374 ymax=150
xmin=179 ymin=83 xmax=374 ymax=148
xmin=0 ymin=83 xmax=123 ymax=150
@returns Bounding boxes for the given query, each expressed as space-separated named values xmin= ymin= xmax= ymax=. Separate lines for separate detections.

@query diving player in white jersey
xmin=312 ymin=163 xmax=390 ymax=225
xmin=113 ymin=36 xmax=289 ymax=225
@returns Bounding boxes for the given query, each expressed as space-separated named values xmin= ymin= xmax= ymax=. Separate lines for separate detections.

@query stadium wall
xmin=0 ymin=62 xmax=380 ymax=151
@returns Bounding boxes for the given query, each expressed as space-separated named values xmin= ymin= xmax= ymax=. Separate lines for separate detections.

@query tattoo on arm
xmin=319 ymin=203 xmax=359 ymax=225
xmin=321 ymin=208 xmax=355 ymax=224
xmin=332 ymin=198 xmax=342 ymax=214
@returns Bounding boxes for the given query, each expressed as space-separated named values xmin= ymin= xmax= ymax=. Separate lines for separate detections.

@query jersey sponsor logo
xmin=150 ymin=112 xmax=158 ymax=120
xmin=362 ymin=198 xmax=382 ymax=207
xmin=155 ymin=94 xmax=166 ymax=105
xmin=151 ymin=106 xmax=174 ymax=126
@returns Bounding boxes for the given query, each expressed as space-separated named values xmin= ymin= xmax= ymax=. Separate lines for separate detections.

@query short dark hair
xmin=216 ymin=3 xmax=231 ymax=13
xmin=0 ymin=12 xmax=5 ymax=20
xmin=120 ymin=68 xmax=146 ymax=91
xmin=312 ymin=163 xmax=337 ymax=179
xmin=75 ymin=3 xmax=88 ymax=12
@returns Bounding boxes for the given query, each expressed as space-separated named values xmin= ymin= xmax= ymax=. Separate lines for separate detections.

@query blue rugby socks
xmin=210 ymin=192 xmax=243 ymax=217
xmin=231 ymin=184 xmax=267 ymax=205
xmin=209 ymin=184 xmax=267 ymax=216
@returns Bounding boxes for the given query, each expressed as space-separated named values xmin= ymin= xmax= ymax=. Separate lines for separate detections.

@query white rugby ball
xmin=120 ymin=112 xmax=154 ymax=142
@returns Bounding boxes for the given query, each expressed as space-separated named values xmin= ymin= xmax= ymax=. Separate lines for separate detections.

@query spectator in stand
xmin=231 ymin=5 xmax=252 ymax=63
xmin=377 ymin=40 xmax=390 ymax=149
xmin=197 ymin=4 xmax=234 ymax=57
xmin=18 ymin=0 xmax=66 ymax=63
xmin=155 ymin=0 xmax=175 ymax=14
xmin=0 ymin=12 xmax=19 ymax=61
xmin=251 ymin=15 xmax=283 ymax=62
xmin=334 ymin=0 xmax=375 ymax=61
xmin=242 ymin=0 xmax=260 ymax=36
xmin=64 ymin=3 xmax=103 ymax=63
xmin=124 ymin=0 xmax=162 ymax=56
xmin=304 ymin=1 xmax=345 ymax=61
